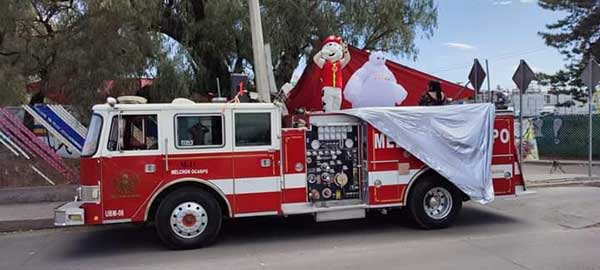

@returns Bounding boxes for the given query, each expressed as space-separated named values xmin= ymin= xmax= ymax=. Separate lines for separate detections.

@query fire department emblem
xmin=113 ymin=171 xmax=140 ymax=198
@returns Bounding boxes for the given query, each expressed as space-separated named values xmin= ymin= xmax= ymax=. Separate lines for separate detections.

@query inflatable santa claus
xmin=313 ymin=35 xmax=350 ymax=112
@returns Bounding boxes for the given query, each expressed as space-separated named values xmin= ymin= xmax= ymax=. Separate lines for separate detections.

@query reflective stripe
xmin=368 ymin=170 xmax=418 ymax=186
xmin=233 ymin=176 xmax=280 ymax=194
xmin=283 ymin=173 xmax=305 ymax=189
xmin=209 ymin=179 xmax=234 ymax=195
xmin=209 ymin=177 xmax=281 ymax=195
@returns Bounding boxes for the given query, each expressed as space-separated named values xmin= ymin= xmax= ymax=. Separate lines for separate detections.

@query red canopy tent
xmin=286 ymin=46 xmax=474 ymax=113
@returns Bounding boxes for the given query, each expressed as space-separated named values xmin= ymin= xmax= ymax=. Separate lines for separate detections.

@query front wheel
xmin=407 ymin=176 xmax=462 ymax=229
xmin=155 ymin=188 xmax=222 ymax=249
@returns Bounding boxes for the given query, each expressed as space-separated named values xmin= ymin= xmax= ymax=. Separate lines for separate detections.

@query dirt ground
xmin=0 ymin=149 xmax=78 ymax=188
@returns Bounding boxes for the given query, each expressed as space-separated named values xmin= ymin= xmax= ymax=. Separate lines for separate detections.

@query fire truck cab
xmin=55 ymin=98 xmax=525 ymax=249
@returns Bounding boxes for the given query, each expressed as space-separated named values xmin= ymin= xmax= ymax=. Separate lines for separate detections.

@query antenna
xmin=216 ymin=77 xmax=221 ymax=97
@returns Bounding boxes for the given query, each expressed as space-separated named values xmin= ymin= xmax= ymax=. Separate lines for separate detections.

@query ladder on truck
xmin=0 ymin=108 xmax=77 ymax=183
xmin=22 ymin=104 xmax=87 ymax=154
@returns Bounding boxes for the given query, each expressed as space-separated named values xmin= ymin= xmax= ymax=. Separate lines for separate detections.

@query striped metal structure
xmin=0 ymin=107 xmax=77 ymax=182
xmin=23 ymin=104 xmax=87 ymax=154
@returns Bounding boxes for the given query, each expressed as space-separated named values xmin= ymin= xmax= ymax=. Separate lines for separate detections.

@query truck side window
xmin=235 ymin=112 xmax=271 ymax=147
xmin=176 ymin=115 xmax=224 ymax=147
xmin=107 ymin=115 xmax=158 ymax=151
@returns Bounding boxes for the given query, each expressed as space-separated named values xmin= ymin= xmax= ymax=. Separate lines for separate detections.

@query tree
xmin=140 ymin=40 xmax=195 ymax=103
xmin=538 ymin=0 xmax=599 ymax=84
xmin=1 ymin=0 xmax=438 ymax=115
xmin=0 ymin=0 xmax=161 ymax=116
xmin=157 ymin=0 xmax=437 ymax=95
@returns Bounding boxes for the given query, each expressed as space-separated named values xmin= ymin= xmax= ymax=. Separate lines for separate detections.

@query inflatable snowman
xmin=344 ymin=51 xmax=408 ymax=108
xmin=313 ymin=35 xmax=351 ymax=112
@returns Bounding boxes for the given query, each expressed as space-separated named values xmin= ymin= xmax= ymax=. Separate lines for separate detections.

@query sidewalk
xmin=0 ymin=201 xmax=65 ymax=232
xmin=524 ymin=173 xmax=600 ymax=187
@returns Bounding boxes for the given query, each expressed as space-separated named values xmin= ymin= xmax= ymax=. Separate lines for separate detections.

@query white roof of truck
xmin=92 ymin=102 xmax=278 ymax=112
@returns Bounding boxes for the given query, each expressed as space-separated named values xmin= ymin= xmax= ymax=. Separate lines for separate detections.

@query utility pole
xmin=248 ymin=0 xmax=271 ymax=103
xmin=581 ymin=56 xmax=600 ymax=179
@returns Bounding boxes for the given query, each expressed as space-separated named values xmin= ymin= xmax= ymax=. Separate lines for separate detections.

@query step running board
xmin=315 ymin=208 xmax=366 ymax=222
xmin=281 ymin=202 xmax=368 ymax=215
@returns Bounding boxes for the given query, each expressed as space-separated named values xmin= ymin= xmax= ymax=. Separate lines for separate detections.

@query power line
xmin=433 ymin=47 xmax=549 ymax=73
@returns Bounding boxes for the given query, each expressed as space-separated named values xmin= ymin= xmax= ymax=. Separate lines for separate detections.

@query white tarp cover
xmin=342 ymin=103 xmax=496 ymax=204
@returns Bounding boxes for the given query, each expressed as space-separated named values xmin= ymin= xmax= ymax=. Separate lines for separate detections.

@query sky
xmin=292 ymin=0 xmax=568 ymax=90
xmin=389 ymin=0 xmax=568 ymax=90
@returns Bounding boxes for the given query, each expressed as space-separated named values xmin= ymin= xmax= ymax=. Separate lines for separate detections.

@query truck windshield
xmin=81 ymin=114 xmax=103 ymax=157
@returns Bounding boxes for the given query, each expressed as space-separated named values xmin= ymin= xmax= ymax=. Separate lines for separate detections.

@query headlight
xmin=79 ymin=185 xmax=100 ymax=202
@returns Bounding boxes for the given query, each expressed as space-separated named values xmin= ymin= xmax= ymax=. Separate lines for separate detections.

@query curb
xmin=526 ymin=179 xmax=600 ymax=188
xmin=0 ymin=218 xmax=54 ymax=233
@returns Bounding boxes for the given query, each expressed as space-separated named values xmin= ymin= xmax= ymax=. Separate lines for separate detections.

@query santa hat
xmin=322 ymin=35 xmax=342 ymax=46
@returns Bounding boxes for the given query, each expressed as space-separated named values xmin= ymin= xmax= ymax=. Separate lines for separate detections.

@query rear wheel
xmin=155 ymin=188 xmax=222 ymax=249
xmin=408 ymin=176 xmax=462 ymax=229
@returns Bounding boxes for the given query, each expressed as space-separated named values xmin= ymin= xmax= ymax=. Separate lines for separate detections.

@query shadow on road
xmin=60 ymin=205 xmax=522 ymax=258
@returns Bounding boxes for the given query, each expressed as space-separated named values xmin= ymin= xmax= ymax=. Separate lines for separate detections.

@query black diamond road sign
xmin=468 ymin=59 xmax=486 ymax=92
xmin=512 ymin=60 xmax=536 ymax=93
xmin=580 ymin=58 xmax=600 ymax=90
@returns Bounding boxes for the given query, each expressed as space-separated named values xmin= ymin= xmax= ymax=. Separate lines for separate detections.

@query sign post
xmin=580 ymin=57 xmax=600 ymax=179
xmin=512 ymin=60 xmax=536 ymax=164
xmin=485 ymin=59 xmax=492 ymax=103
xmin=469 ymin=59 xmax=486 ymax=103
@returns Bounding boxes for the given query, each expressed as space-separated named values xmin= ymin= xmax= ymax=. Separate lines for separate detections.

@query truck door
xmin=231 ymin=110 xmax=282 ymax=215
xmin=100 ymin=113 xmax=164 ymax=223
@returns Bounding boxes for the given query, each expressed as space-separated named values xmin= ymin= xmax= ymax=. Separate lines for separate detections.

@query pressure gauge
xmin=320 ymin=163 xmax=329 ymax=170
xmin=308 ymin=174 xmax=317 ymax=184
xmin=322 ymin=188 xmax=333 ymax=199
xmin=311 ymin=140 xmax=320 ymax=150
xmin=345 ymin=138 xmax=354 ymax=148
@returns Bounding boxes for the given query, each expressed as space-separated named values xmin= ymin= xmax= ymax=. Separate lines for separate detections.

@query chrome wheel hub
xmin=170 ymin=202 xmax=208 ymax=239
xmin=423 ymin=187 xmax=453 ymax=220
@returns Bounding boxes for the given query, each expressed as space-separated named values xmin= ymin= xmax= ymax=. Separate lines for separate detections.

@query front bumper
xmin=54 ymin=201 xmax=85 ymax=226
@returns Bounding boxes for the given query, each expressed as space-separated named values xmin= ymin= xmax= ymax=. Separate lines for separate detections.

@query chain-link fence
xmin=533 ymin=114 xmax=600 ymax=160
xmin=519 ymin=114 xmax=600 ymax=177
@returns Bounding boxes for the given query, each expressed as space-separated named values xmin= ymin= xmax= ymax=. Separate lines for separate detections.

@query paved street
xmin=0 ymin=186 xmax=599 ymax=270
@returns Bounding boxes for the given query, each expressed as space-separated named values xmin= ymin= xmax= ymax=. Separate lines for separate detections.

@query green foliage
xmin=0 ymin=0 xmax=161 ymax=116
xmin=159 ymin=0 xmax=438 ymax=92
xmin=537 ymin=1 xmax=599 ymax=107
xmin=538 ymin=0 xmax=599 ymax=84
xmin=1 ymin=0 xmax=437 ymax=115
xmin=142 ymin=41 xmax=194 ymax=103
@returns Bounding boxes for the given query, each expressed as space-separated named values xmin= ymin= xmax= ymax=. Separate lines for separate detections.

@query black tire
xmin=155 ymin=188 xmax=222 ymax=249
xmin=407 ymin=175 xmax=462 ymax=229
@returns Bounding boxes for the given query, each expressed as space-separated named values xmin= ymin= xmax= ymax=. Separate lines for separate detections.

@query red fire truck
xmin=55 ymin=98 xmax=526 ymax=249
